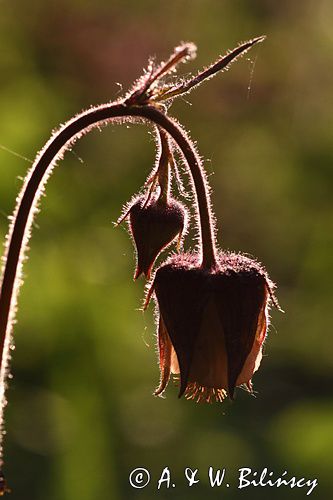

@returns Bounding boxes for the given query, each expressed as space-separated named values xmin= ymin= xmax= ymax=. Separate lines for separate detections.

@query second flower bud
xmin=129 ymin=195 xmax=186 ymax=279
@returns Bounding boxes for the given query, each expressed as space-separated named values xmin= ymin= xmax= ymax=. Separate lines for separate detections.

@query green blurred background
xmin=0 ymin=0 xmax=332 ymax=499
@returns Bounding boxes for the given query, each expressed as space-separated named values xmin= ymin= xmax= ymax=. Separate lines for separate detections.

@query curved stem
xmin=140 ymin=107 xmax=216 ymax=267
xmin=0 ymin=101 xmax=217 ymax=398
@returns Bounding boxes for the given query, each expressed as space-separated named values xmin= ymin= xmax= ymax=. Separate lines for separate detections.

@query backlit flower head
xmin=147 ymin=251 xmax=278 ymax=403
xmin=128 ymin=195 xmax=186 ymax=279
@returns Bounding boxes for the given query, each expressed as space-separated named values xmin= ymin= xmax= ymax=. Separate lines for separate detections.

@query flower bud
xmin=149 ymin=251 xmax=278 ymax=403
xmin=129 ymin=195 xmax=186 ymax=279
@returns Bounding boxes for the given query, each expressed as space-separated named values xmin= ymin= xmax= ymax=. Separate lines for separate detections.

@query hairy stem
xmin=0 ymin=102 xmax=216 ymax=401
xmin=156 ymin=128 xmax=171 ymax=204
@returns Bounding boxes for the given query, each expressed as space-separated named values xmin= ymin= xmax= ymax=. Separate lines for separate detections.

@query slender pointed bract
xmin=151 ymin=252 xmax=276 ymax=403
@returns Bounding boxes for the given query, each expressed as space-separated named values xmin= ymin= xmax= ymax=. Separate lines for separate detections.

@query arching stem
xmin=0 ymin=102 xmax=217 ymax=486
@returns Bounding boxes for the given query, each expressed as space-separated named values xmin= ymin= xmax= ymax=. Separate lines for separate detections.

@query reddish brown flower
xmin=128 ymin=195 xmax=186 ymax=279
xmin=149 ymin=252 xmax=277 ymax=403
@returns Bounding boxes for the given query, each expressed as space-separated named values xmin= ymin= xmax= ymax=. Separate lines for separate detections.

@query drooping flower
xmin=126 ymin=195 xmax=186 ymax=279
xmin=148 ymin=251 xmax=278 ymax=403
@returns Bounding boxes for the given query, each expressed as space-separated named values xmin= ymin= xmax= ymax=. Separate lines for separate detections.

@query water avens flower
xmin=148 ymin=252 xmax=277 ymax=403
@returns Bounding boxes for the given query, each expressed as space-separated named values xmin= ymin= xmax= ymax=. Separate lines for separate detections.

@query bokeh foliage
xmin=0 ymin=0 xmax=332 ymax=499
